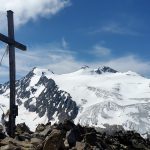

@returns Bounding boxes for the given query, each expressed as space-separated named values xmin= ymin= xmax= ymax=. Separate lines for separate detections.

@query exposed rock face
xmin=1 ymin=121 xmax=150 ymax=150
xmin=95 ymin=66 xmax=118 ymax=74
xmin=1 ymin=66 xmax=150 ymax=136
xmin=35 ymin=79 xmax=78 ymax=122
xmin=18 ymin=69 xmax=78 ymax=123
xmin=0 ymin=68 xmax=79 ymax=124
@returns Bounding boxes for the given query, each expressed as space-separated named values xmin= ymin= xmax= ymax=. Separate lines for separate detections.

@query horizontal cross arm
xmin=0 ymin=33 xmax=26 ymax=51
xmin=14 ymin=40 xmax=27 ymax=51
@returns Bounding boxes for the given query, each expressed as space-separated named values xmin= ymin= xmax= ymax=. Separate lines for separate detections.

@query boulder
xmin=0 ymin=137 xmax=35 ymax=149
xmin=15 ymin=123 xmax=31 ymax=135
xmin=35 ymin=124 xmax=45 ymax=132
xmin=0 ymin=143 xmax=21 ymax=150
xmin=84 ymin=132 xmax=97 ymax=146
xmin=38 ymin=124 xmax=52 ymax=137
xmin=62 ymin=120 xmax=75 ymax=131
xmin=16 ymin=133 xmax=31 ymax=141
xmin=73 ymin=142 xmax=92 ymax=150
xmin=43 ymin=129 xmax=65 ymax=150
xmin=131 ymin=139 xmax=147 ymax=149
xmin=30 ymin=137 xmax=43 ymax=147
xmin=33 ymin=123 xmax=52 ymax=139
xmin=66 ymin=129 xmax=76 ymax=147
xmin=0 ymin=124 xmax=6 ymax=139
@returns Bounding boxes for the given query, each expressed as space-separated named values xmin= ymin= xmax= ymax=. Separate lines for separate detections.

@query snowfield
xmin=1 ymin=66 xmax=150 ymax=136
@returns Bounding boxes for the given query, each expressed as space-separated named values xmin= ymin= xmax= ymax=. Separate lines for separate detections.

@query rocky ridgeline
xmin=0 ymin=121 xmax=150 ymax=150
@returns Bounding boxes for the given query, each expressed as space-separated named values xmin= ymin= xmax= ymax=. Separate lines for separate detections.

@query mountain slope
xmin=0 ymin=66 xmax=150 ymax=135
xmin=0 ymin=68 xmax=78 ymax=130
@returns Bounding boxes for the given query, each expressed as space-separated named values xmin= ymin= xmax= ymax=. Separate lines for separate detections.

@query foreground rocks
xmin=0 ymin=120 xmax=150 ymax=150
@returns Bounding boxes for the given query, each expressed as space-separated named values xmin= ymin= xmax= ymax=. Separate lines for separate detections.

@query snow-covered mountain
xmin=0 ymin=66 xmax=150 ymax=135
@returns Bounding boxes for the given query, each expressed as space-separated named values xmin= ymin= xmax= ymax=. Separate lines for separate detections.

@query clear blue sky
xmin=0 ymin=0 xmax=150 ymax=82
xmin=18 ymin=0 xmax=150 ymax=59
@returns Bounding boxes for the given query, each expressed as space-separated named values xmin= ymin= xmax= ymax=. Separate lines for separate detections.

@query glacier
xmin=0 ymin=66 xmax=150 ymax=136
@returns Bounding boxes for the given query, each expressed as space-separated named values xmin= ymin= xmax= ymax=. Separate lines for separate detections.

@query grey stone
xmin=30 ymin=137 xmax=43 ymax=147
xmin=35 ymin=124 xmax=45 ymax=132
xmin=0 ymin=143 xmax=21 ymax=150
xmin=38 ymin=124 xmax=52 ymax=137
xmin=43 ymin=129 xmax=65 ymax=150
xmin=66 ymin=129 xmax=76 ymax=147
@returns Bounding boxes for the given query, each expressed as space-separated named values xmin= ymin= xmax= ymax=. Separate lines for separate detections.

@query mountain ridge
xmin=0 ymin=66 xmax=150 ymax=136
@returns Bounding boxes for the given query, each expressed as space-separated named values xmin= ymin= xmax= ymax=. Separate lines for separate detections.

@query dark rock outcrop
xmin=0 ymin=68 xmax=79 ymax=124
xmin=1 ymin=120 xmax=150 ymax=150
xmin=35 ymin=79 xmax=78 ymax=122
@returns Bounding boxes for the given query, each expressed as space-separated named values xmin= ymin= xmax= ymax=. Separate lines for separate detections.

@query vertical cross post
xmin=0 ymin=10 xmax=26 ymax=137
xmin=7 ymin=10 xmax=18 ymax=137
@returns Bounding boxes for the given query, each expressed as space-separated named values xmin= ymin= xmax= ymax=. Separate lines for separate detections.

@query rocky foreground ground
xmin=0 ymin=120 xmax=150 ymax=150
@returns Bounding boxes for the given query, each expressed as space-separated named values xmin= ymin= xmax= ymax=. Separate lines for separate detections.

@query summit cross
xmin=0 ymin=10 xmax=27 ymax=137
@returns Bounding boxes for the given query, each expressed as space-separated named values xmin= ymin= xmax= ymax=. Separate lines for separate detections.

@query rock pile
xmin=0 ymin=120 xmax=150 ymax=150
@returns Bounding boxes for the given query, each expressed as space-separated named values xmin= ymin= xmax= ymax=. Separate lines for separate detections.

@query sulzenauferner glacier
xmin=0 ymin=66 xmax=150 ymax=137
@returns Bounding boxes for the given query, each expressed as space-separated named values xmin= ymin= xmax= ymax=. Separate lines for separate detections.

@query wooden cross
xmin=0 ymin=10 xmax=27 ymax=137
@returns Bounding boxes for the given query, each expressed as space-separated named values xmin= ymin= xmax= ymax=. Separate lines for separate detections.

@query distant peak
xmin=31 ymin=67 xmax=37 ymax=72
xmin=81 ymin=65 xmax=89 ymax=69
xmin=125 ymin=71 xmax=139 ymax=76
xmin=100 ymin=66 xmax=118 ymax=73
xmin=71 ymin=66 xmax=118 ymax=76
xmin=94 ymin=66 xmax=118 ymax=74
xmin=31 ymin=67 xmax=54 ymax=76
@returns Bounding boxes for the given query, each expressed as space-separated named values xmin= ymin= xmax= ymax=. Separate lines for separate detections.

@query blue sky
xmin=0 ymin=0 xmax=150 ymax=82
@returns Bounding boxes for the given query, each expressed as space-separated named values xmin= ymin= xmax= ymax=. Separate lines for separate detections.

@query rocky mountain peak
xmin=0 ymin=65 xmax=149 ymax=137
xmin=77 ymin=66 xmax=118 ymax=75
xmin=31 ymin=67 xmax=54 ymax=76
xmin=80 ymin=65 xmax=89 ymax=70
xmin=101 ymin=66 xmax=118 ymax=73
xmin=97 ymin=66 xmax=118 ymax=74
